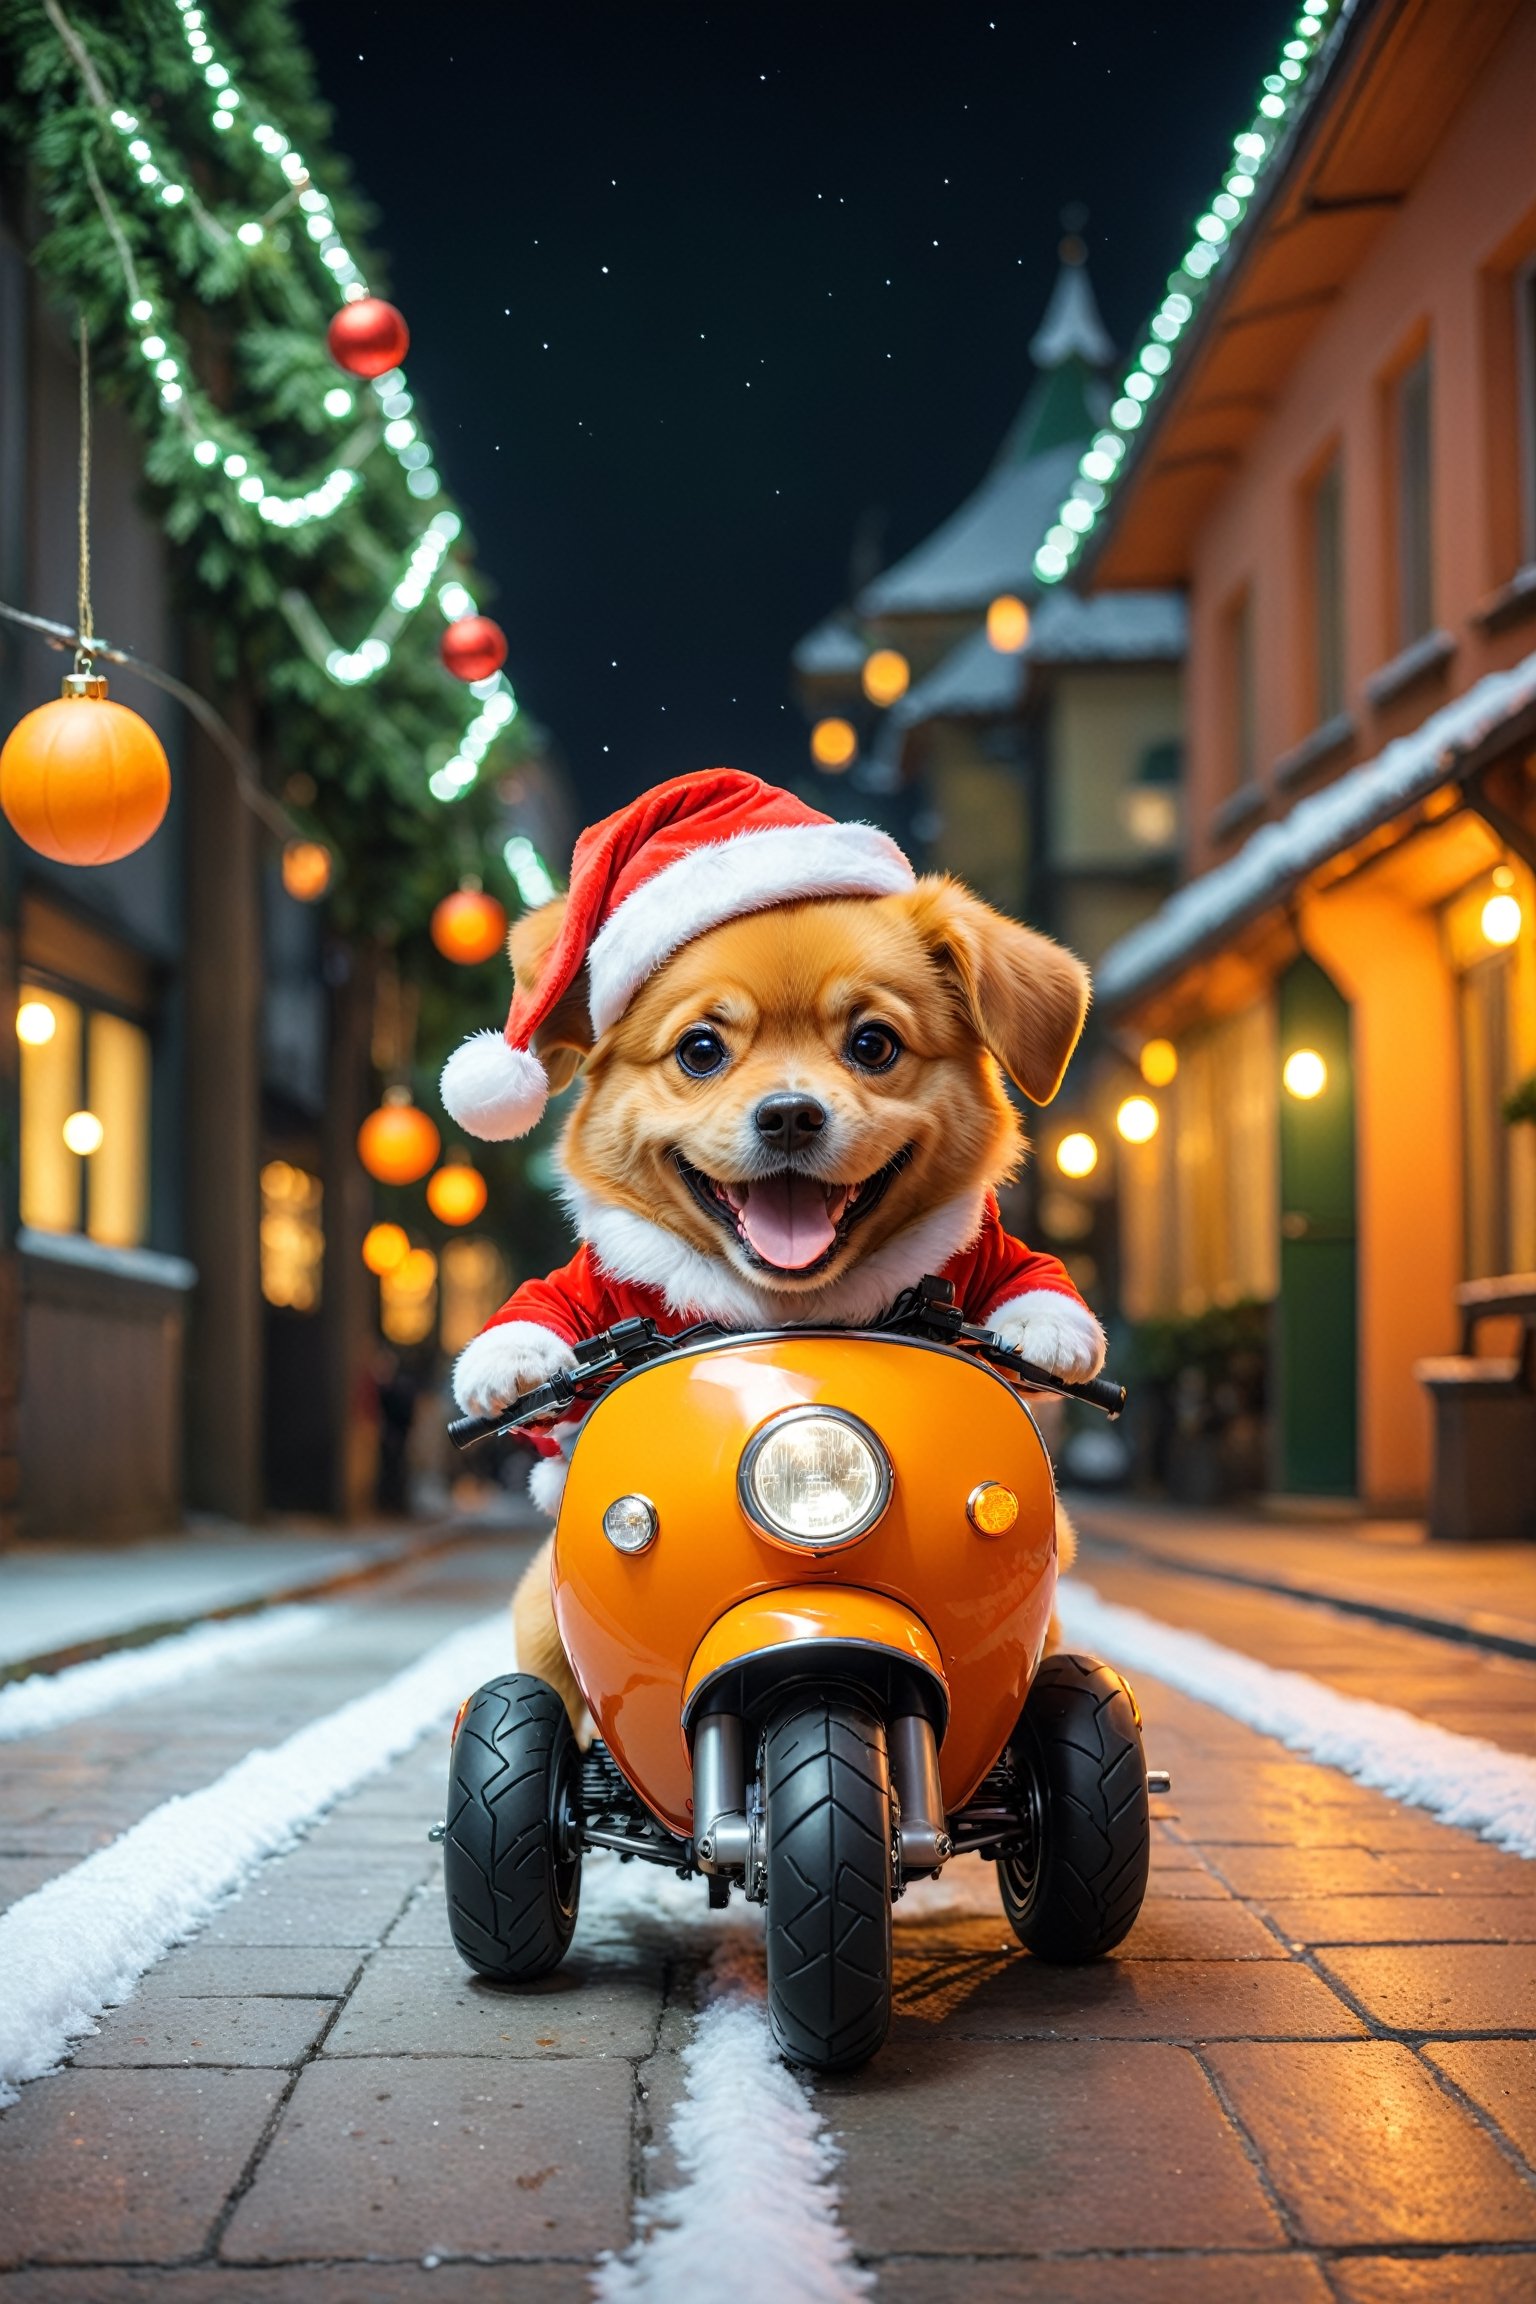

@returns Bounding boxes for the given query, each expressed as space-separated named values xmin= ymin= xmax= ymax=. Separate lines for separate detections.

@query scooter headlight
xmin=738 ymin=1408 xmax=892 ymax=1549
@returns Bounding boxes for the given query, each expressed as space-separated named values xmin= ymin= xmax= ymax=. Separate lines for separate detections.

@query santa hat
xmin=441 ymin=768 xmax=915 ymax=1140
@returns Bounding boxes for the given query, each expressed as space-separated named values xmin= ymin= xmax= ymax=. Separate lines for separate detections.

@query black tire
xmin=443 ymin=1674 xmax=581 ymax=1982
xmin=763 ymin=1698 xmax=893 ymax=2073
xmin=998 ymin=1651 xmax=1150 ymax=1963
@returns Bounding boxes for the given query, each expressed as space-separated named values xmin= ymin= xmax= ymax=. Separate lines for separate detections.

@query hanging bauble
xmin=431 ymin=882 xmax=508 ymax=966
xmin=426 ymin=1160 xmax=488 ymax=1226
xmin=440 ymin=616 xmax=507 ymax=683
xmin=357 ymin=1087 xmax=440 ymax=1185
xmin=0 ymin=674 xmax=170 ymax=866
xmin=326 ymin=297 xmax=410 ymax=379
xmin=281 ymin=839 xmax=332 ymax=902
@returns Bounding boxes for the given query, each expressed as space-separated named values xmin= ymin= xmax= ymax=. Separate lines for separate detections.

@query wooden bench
xmin=1415 ymin=1273 xmax=1536 ymax=1541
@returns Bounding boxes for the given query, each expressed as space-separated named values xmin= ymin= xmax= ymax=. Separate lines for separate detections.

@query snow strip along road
xmin=0 ymin=1603 xmax=329 ymax=1741
xmin=0 ymin=1612 xmax=510 ymax=2102
xmin=1058 ymin=1579 xmax=1536 ymax=1858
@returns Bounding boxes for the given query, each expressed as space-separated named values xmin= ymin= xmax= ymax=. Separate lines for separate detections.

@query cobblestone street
xmin=0 ymin=1522 xmax=1533 ymax=2301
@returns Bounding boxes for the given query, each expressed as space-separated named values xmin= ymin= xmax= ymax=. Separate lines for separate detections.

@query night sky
xmin=294 ymin=3 xmax=1283 ymax=829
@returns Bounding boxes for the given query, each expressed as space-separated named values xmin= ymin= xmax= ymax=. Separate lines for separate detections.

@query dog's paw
xmin=988 ymin=1289 xmax=1107 ymax=1382
xmin=453 ymin=1322 xmax=576 ymax=1419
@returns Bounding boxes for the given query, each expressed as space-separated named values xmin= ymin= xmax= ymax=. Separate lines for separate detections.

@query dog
xmin=446 ymin=776 xmax=1103 ymax=1728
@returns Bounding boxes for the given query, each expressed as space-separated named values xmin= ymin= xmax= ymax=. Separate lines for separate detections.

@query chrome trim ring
xmin=736 ymin=1405 xmax=893 ymax=1552
xmin=601 ymin=1492 xmax=660 ymax=1554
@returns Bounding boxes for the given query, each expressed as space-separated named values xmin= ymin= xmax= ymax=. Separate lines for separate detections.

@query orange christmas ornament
xmin=281 ymin=839 xmax=332 ymax=902
xmin=426 ymin=1161 xmax=488 ymax=1226
xmin=431 ymin=883 xmax=508 ymax=966
xmin=357 ymin=1088 xmax=440 ymax=1185
xmin=0 ymin=675 xmax=170 ymax=865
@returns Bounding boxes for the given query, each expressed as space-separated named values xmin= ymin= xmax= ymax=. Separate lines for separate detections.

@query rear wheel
xmin=763 ymin=1697 xmax=893 ymax=2072
xmin=999 ymin=1652 xmax=1149 ymax=1962
xmin=444 ymin=1674 xmax=581 ymax=1982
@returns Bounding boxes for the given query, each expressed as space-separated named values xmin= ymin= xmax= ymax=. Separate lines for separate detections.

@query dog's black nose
xmin=754 ymin=1092 xmax=826 ymax=1146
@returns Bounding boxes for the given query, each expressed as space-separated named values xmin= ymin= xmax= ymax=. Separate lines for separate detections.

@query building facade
xmin=1078 ymin=0 xmax=1536 ymax=1510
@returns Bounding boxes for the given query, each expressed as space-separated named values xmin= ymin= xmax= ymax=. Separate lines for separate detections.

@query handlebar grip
xmin=448 ymin=1410 xmax=509 ymax=1451
xmin=1074 ymin=1375 xmax=1128 ymax=1419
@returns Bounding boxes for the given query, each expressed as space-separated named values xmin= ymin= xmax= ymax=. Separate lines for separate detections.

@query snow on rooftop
xmin=893 ymin=628 xmax=1029 ymax=727
xmin=1096 ymin=642 xmax=1536 ymax=1010
xmin=790 ymin=615 xmax=868 ymax=678
xmin=1027 ymin=587 xmax=1186 ymax=663
xmin=856 ymin=441 xmax=1082 ymax=618
xmin=1028 ymin=259 xmax=1115 ymax=371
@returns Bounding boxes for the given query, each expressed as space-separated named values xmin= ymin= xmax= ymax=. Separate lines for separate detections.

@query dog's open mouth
xmin=676 ymin=1148 xmax=912 ymax=1276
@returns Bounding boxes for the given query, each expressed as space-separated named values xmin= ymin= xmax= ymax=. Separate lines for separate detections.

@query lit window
xmin=260 ymin=1161 xmax=324 ymax=1311
xmin=18 ymin=982 xmax=152 ymax=1246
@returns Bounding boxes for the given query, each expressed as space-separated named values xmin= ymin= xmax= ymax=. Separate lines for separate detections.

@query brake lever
xmin=446 ymin=1317 xmax=665 ymax=1451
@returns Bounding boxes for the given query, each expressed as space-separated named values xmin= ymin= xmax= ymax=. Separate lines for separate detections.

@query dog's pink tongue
xmin=738 ymin=1173 xmax=836 ymax=1270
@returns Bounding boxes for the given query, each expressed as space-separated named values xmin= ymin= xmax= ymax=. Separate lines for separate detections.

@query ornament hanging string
xmin=76 ymin=311 xmax=94 ymax=671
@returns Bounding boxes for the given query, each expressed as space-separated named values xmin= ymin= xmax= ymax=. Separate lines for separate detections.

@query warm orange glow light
xmin=357 ymin=1091 xmax=441 ymax=1184
xmin=861 ymin=648 xmax=910 ymax=708
xmin=431 ymin=885 xmax=509 ymax=967
xmin=1283 ymin=1049 xmax=1327 ymax=1101
xmin=1481 ymin=892 xmax=1522 ymax=947
xmin=1056 ymin=1131 xmax=1099 ymax=1179
xmin=362 ymin=1221 xmax=410 ymax=1275
xmin=1116 ymin=1095 xmax=1159 ymax=1144
xmin=986 ymin=595 xmax=1030 ymax=653
xmin=16 ymin=999 xmax=56 ymax=1046
xmin=1139 ymin=1037 xmax=1178 ymax=1088
xmin=810 ymin=717 xmax=858 ymax=771
xmin=281 ymin=840 xmax=332 ymax=902
xmin=426 ymin=1162 xmax=488 ymax=1226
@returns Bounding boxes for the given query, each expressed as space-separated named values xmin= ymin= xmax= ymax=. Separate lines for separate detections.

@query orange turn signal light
xmin=967 ymin=1481 xmax=1019 ymax=1536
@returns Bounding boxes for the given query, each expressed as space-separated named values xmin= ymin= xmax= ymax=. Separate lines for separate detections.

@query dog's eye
xmin=676 ymin=1029 xmax=729 ymax=1079
xmin=848 ymin=1023 xmax=901 ymax=1072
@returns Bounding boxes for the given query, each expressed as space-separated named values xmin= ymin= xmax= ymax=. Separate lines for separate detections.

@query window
xmin=17 ymin=981 xmax=152 ymax=1248
xmin=1220 ymin=589 xmax=1256 ymax=795
xmin=1447 ymin=867 xmax=1535 ymax=1279
xmin=1310 ymin=456 xmax=1345 ymax=722
xmin=1394 ymin=350 xmax=1434 ymax=645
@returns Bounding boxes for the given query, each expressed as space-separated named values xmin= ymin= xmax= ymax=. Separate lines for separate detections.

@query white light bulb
xmin=128 ymin=138 xmax=150 ymax=160
xmin=1125 ymin=372 xmax=1155 ymax=400
xmin=212 ymin=111 xmax=233 ymax=130
xmin=224 ymin=452 xmax=248 ymax=477
xmin=142 ymin=335 xmax=166 ymax=359
xmin=130 ymin=297 xmax=153 ymax=322
xmin=161 ymin=184 xmax=185 ymax=205
xmin=139 ymin=164 xmax=159 ymax=184
xmin=155 ymin=357 xmax=178 ymax=380
xmin=237 ymin=222 xmax=263 ymax=247
xmin=160 ymin=382 xmax=182 ymax=404
xmin=205 ymin=62 xmax=228 ymax=84
xmin=193 ymin=439 xmax=218 ymax=465
xmin=238 ymin=475 xmax=264 ymax=501
xmin=323 ymin=386 xmax=352 ymax=418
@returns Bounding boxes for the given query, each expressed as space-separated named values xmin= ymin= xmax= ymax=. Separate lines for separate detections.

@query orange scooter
xmin=443 ymin=1278 xmax=1157 ymax=2072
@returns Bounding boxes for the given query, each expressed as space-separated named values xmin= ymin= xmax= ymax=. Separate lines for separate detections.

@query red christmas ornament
xmin=326 ymin=297 xmax=410 ymax=379
xmin=440 ymin=616 xmax=507 ymax=684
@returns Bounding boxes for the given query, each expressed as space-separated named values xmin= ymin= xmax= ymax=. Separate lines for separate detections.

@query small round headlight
xmin=739 ymin=1409 xmax=891 ymax=1549
xmin=602 ymin=1494 xmax=658 ymax=1554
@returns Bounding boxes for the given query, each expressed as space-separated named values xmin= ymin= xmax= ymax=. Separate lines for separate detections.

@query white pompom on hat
xmin=441 ymin=767 xmax=915 ymax=1140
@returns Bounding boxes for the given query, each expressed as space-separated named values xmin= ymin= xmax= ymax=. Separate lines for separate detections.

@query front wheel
xmin=444 ymin=1673 xmax=581 ymax=1982
xmin=763 ymin=1698 xmax=893 ymax=2073
xmin=999 ymin=1652 xmax=1150 ymax=1962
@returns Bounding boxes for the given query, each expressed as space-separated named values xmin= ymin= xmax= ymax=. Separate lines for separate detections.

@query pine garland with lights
xmin=0 ymin=0 xmax=549 ymax=944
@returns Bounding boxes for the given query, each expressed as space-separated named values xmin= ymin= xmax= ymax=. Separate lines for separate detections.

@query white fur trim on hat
xmin=586 ymin=821 xmax=914 ymax=1035
xmin=440 ymin=1031 xmax=549 ymax=1142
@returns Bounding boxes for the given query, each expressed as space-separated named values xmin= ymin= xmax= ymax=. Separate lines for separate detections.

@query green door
xmin=1276 ymin=955 xmax=1357 ymax=1495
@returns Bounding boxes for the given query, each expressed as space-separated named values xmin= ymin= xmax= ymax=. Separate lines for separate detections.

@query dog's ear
xmin=906 ymin=876 xmax=1089 ymax=1105
xmin=508 ymin=896 xmax=592 ymax=1094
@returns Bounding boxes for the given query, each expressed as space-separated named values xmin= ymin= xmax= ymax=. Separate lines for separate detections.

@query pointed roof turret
xmin=1029 ymin=236 xmax=1115 ymax=370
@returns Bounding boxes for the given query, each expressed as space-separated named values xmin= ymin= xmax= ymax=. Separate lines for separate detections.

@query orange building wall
xmin=1184 ymin=4 xmax=1536 ymax=862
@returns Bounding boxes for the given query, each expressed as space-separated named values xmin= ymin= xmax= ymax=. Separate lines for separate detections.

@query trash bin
xmin=1414 ymin=1356 xmax=1536 ymax=1541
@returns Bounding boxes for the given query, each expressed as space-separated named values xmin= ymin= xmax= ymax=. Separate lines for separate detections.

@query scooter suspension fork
xmin=889 ymin=1713 xmax=951 ymax=1878
xmin=692 ymin=1712 xmax=754 ymax=1877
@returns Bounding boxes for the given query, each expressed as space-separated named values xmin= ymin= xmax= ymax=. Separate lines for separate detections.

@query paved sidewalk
xmin=1070 ymin=1495 xmax=1536 ymax=1655
xmin=0 ymin=1508 xmax=527 ymax=1678
xmin=0 ymin=1535 xmax=1532 ymax=2296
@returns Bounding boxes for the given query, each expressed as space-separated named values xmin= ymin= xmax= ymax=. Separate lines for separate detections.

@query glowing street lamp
xmin=1116 ymin=1095 xmax=1159 ymax=1143
xmin=1056 ymin=1131 xmax=1099 ymax=1179
xmin=1283 ymin=1048 xmax=1327 ymax=1100
xmin=1139 ymin=1038 xmax=1178 ymax=1088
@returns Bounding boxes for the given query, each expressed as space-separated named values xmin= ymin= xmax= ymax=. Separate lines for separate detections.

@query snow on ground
xmin=0 ymin=1605 xmax=329 ymax=1742
xmin=592 ymin=1911 xmax=870 ymax=2304
xmin=1059 ymin=1580 xmax=1536 ymax=1858
xmin=0 ymin=1613 xmax=512 ymax=2101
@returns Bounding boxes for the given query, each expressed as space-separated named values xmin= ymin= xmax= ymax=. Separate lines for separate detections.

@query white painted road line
xmin=0 ymin=1605 xmax=330 ymax=1742
xmin=1058 ymin=1579 xmax=1536 ymax=1859
xmin=0 ymin=1613 xmax=512 ymax=2103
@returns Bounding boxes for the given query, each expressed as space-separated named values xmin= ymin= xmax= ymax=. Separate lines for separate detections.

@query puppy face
xmin=519 ymin=878 xmax=1088 ymax=1298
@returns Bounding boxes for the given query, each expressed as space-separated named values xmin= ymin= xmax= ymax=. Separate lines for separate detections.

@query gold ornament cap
xmin=61 ymin=671 xmax=109 ymax=700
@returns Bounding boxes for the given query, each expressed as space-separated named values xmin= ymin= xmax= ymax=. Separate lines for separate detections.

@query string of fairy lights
xmin=54 ymin=0 xmax=521 ymax=805
xmin=1033 ymin=0 xmax=1341 ymax=587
